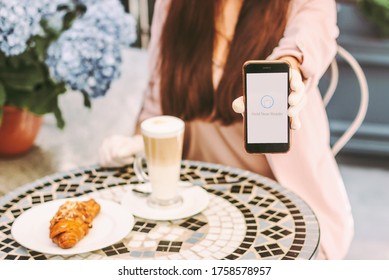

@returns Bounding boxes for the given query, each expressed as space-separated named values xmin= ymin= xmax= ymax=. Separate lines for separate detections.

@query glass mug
xmin=135 ymin=116 xmax=185 ymax=209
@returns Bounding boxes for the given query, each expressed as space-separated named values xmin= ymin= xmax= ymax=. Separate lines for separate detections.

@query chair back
xmin=323 ymin=46 xmax=369 ymax=156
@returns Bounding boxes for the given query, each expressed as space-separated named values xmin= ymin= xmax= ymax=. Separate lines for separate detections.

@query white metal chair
xmin=323 ymin=45 xmax=369 ymax=156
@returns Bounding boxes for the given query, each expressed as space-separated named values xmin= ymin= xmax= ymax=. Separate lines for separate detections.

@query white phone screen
xmin=246 ymin=72 xmax=288 ymax=144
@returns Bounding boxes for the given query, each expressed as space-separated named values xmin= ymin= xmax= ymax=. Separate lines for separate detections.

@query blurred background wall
xmin=321 ymin=0 xmax=389 ymax=156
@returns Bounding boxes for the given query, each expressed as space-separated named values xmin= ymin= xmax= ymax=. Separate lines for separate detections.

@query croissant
xmin=49 ymin=199 xmax=100 ymax=249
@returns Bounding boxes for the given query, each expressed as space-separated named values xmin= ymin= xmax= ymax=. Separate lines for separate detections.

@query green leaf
xmin=2 ymin=87 xmax=30 ymax=108
xmin=7 ymin=55 xmax=21 ymax=68
xmin=0 ymin=82 xmax=5 ymax=106
xmin=16 ymin=48 xmax=37 ymax=65
xmin=0 ymin=82 xmax=5 ymax=124
xmin=62 ymin=10 xmax=78 ymax=31
xmin=33 ymin=37 xmax=48 ymax=62
xmin=82 ymin=92 xmax=92 ymax=108
xmin=54 ymin=107 xmax=65 ymax=129
xmin=52 ymin=81 xmax=67 ymax=95
xmin=61 ymin=4 xmax=85 ymax=32
xmin=28 ymin=81 xmax=64 ymax=113
xmin=0 ymin=52 xmax=6 ymax=66
xmin=40 ymin=19 xmax=62 ymax=41
xmin=0 ymin=63 xmax=46 ymax=91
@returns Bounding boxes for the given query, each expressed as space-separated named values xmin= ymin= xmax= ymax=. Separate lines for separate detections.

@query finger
xmin=113 ymin=155 xmax=133 ymax=166
xmin=232 ymin=96 xmax=245 ymax=114
xmin=114 ymin=135 xmax=143 ymax=158
xmin=115 ymin=144 xmax=134 ymax=158
xmin=98 ymin=141 xmax=112 ymax=167
xmin=131 ymin=135 xmax=145 ymax=154
xmin=290 ymin=69 xmax=304 ymax=91
xmin=100 ymin=137 xmax=125 ymax=167
xmin=289 ymin=70 xmax=305 ymax=106
xmin=291 ymin=116 xmax=301 ymax=130
xmin=288 ymin=94 xmax=307 ymax=117
xmin=289 ymin=87 xmax=304 ymax=106
xmin=99 ymin=149 xmax=113 ymax=167
xmin=101 ymin=146 xmax=127 ymax=167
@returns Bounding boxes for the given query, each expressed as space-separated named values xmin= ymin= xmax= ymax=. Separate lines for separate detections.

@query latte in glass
xmin=140 ymin=116 xmax=185 ymax=208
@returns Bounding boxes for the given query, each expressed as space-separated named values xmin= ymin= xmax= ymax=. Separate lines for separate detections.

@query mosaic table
xmin=0 ymin=160 xmax=319 ymax=260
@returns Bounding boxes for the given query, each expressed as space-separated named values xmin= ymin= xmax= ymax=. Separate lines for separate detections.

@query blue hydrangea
xmin=75 ymin=0 xmax=102 ymax=5
xmin=2 ymin=0 xmax=137 ymax=99
xmin=46 ymin=22 xmax=122 ymax=98
xmin=0 ymin=0 xmax=42 ymax=56
xmin=27 ymin=0 xmax=72 ymax=19
xmin=80 ymin=0 xmax=137 ymax=46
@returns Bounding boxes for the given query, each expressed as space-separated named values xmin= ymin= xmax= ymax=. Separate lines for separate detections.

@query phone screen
xmin=243 ymin=61 xmax=290 ymax=153
xmin=246 ymin=72 xmax=288 ymax=143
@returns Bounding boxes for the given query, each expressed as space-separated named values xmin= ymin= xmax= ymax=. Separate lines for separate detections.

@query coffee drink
xmin=141 ymin=116 xmax=185 ymax=208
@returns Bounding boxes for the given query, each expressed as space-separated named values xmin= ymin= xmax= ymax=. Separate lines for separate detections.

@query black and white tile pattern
xmin=0 ymin=160 xmax=319 ymax=260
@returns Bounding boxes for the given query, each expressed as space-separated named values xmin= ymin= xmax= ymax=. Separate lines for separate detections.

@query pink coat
xmin=139 ymin=0 xmax=354 ymax=259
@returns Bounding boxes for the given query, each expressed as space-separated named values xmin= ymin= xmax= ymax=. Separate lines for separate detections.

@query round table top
xmin=0 ymin=159 xmax=319 ymax=260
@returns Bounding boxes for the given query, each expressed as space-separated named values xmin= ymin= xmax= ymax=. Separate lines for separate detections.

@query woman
xmin=100 ymin=0 xmax=353 ymax=259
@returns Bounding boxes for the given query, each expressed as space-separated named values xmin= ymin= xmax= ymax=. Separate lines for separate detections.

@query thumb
xmin=232 ymin=96 xmax=245 ymax=114
xmin=291 ymin=116 xmax=302 ymax=130
xmin=115 ymin=134 xmax=144 ymax=157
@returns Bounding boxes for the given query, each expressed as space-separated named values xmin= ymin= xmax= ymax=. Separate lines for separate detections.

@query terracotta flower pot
xmin=0 ymin=106 xmax=43 ymax=157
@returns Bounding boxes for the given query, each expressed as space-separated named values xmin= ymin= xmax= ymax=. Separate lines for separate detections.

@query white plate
xmin=121 ymin=185 xmax=209 ymax=221
xmin=11 ymin=198 xmax=134 ymax=256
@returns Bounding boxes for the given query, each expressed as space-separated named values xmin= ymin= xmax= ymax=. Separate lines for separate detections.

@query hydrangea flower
xmin=0 ymin=0 xmax=41 ymax=56
xmin=75 ymin=0 xmax=102 ymax=5
xmin=80 ymin=0 xmax=137 ymax=46
xmin=26 ymin=0 xmax=72 ymax=19
xmin=45 ymin=0 xmax=137 ymax=98
xmin=1 ymin=0 xmax=137 ymax=128
xmin=0 ymin=0 xmax=73 ymax=56
xmin=46 ymin=22 xmax=122 ymax=98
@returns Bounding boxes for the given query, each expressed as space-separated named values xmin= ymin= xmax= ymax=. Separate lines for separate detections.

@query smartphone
xmin=243 ymin=60 xmax=290 ymax=153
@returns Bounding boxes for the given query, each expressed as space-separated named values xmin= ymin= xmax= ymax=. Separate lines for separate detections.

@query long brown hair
xmin=159 ymin=0 xmax=290 ymax=125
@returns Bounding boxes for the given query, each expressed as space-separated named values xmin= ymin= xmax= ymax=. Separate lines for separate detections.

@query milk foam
xmin=141 ymin=116 xmax=184 ymax=138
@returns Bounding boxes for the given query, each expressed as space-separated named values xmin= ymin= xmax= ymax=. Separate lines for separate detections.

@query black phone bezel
xmin=243 ymin=61 xmax=290 ymax=154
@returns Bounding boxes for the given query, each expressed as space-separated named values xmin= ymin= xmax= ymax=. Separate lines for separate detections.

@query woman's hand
xmin=232 ymin=60 xmax=306 ymax=130
xmin=287 ymin=68 xmax=307 ymax=129
xmin=98 ymin=134 xmax=144 ymax=167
